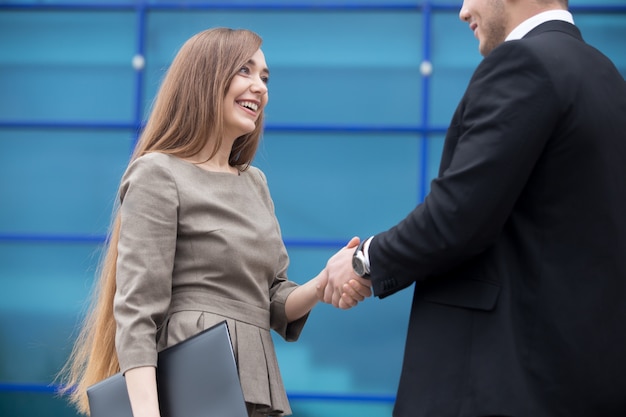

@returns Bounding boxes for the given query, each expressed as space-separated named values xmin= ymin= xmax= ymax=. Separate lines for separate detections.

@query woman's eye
xmin=261 ymin=76 xmax=269 ymax=85
xmin=239 ymin=66 xmax=250 ymax=75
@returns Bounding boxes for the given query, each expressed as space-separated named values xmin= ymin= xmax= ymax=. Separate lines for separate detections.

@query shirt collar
xmin=506 ymin=10 xmax=575 ymax=41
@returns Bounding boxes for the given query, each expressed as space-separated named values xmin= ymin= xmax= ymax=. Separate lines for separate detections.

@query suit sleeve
xmin=114 ymin=155 xmax=179 ymax=373
xmin=370 ymin=41 xmax=560 ymax=298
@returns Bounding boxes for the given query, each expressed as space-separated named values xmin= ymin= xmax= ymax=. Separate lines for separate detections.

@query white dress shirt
xmin=506 ymin=9 xmax=574 ymax=41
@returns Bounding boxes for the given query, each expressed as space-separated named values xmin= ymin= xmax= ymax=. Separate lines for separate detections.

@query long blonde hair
xmin=58 ymin=27 xmax=264 ymax=415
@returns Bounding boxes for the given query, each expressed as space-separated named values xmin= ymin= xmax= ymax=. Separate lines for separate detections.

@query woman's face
xmin=223 ymin=48 xmax=269 ymax=140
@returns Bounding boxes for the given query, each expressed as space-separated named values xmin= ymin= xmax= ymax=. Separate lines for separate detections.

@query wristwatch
xmin=352 ymin=239 xmax=371 ymax=278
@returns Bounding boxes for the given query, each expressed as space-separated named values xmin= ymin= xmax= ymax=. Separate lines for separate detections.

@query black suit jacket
xmin=369 ymin=21 xmax=626 ymax=417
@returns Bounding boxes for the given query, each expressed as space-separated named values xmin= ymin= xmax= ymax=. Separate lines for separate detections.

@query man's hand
xmin=323 ymin=237 xmax=372 ymax=308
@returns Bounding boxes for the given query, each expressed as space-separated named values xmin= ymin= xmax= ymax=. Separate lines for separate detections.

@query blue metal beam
xmin=0 ymin=381 xmax=396 ymax=403
xmin=0 ymin=2 xmax=624 ymax=13
xmin=0 ymin=233 xmax=107 ymax=244
xmin=0 ymin=2 xmax=421 ymax=12
xmin=288 ymin=391 xmax=396 ymax=403
xmin=419 ymin=1 xmax=433 ymax=203
xmin=0 ymin=382 xmax=58 ymax=394
xmin=0 ymin=233 xmax=349 ymax=249
xmin=0 ymin=120 xmax=448 ymax=134
xmin=0 ymin=121 xmax=136 ymax=130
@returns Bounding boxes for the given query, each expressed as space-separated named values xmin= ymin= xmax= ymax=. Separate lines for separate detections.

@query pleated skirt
xmin=158 ymin=303 xmax=291 ymax=415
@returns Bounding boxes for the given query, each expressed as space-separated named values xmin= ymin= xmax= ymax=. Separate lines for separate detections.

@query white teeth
xmin=239 ymin=101 xmax=258 ymax=111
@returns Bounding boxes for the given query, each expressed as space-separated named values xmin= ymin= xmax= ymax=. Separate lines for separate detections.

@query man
xmin=325 ymin=0 xmax=626 ymax=416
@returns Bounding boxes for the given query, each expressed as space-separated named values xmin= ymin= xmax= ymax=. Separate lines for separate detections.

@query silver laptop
xmin=86 ymin=320 xmax=248 ymax=417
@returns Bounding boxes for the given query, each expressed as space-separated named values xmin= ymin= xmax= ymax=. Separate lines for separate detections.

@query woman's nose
xmin=250 ymin=77 xmax=268 ymax=94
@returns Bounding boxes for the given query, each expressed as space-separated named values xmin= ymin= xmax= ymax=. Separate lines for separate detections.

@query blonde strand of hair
xmin=57 ymin=216 xmax=121 ymax=415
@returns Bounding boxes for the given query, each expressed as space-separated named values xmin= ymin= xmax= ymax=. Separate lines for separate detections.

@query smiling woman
xmin=56 ymin=27 xmax=370 ymax=417
xmin=221 ymin=49 xmax=270 ymax=155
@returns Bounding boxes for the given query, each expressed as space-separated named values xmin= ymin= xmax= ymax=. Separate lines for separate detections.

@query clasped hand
xmin=316 ymin=237 xmax=372 ymax=309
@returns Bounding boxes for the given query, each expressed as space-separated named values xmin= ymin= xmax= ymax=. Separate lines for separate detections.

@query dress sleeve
xmin=113 ymin=155 xmax=179 ymax=373
xmin=251 ymin=167 xmax=309 ymax=342
xmin=269 ymin=247 xmax=308 ymax=342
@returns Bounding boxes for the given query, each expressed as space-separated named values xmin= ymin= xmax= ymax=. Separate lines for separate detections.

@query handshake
xmin=315 ymin=237 xmax=373 ymax=310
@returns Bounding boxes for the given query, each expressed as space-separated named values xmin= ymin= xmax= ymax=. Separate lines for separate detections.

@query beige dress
xmin=113 ymin=152 xmax=307 ymax=416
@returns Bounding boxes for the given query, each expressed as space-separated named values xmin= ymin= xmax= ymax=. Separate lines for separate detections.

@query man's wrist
xmin=352 ymin=237 xmax=372 ymax=277
xmin=363 ymin=237 xmax=372 ymax=271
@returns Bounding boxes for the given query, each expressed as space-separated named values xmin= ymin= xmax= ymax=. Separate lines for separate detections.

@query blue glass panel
xmin=0 ymin=391 xmax=79 ymax=417
xmin=0 ymin=129 xmax=131 ymax=235
xmin=0 ymin=11 xmax=136 ymax=122
xmin=256 ymin=132 xmax=421 ymax=239
xmin=0 ymin=242 xmax=102 ymax=380
xmin=0 ymin=65 xmax=136 ymax=122
xmin=429 ymin=12 xmax=480 ymax=125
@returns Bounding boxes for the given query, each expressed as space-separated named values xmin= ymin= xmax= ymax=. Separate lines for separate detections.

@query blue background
xmin=1 ymin=1 xmax=625 ymax=416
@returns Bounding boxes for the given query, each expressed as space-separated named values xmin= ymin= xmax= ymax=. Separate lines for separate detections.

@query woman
xmin=59 ymin=28 xmax=369 ymax=417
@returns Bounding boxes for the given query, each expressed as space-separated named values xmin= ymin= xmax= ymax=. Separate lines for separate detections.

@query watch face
xmin=352 ymin=256 xmax=365 ymax=276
